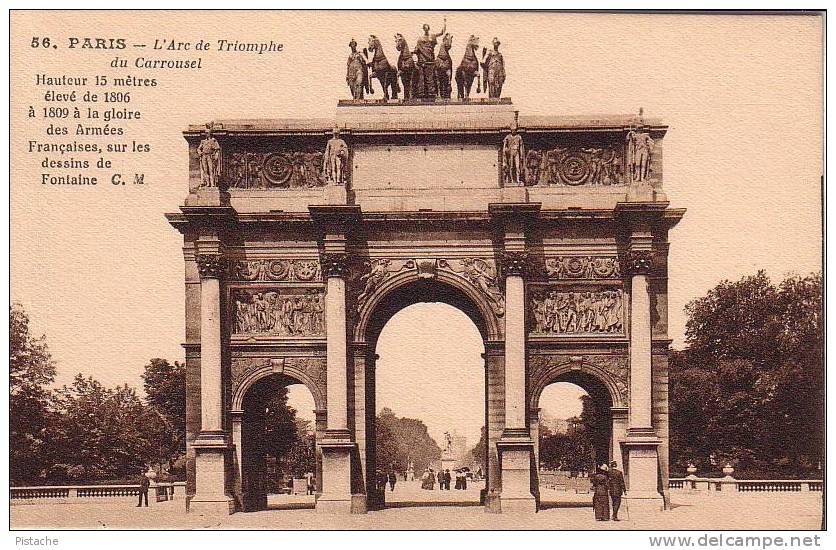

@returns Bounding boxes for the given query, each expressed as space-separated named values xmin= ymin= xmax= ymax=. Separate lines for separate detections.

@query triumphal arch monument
xmin=167 ymin=45 xmax=684 ymax=515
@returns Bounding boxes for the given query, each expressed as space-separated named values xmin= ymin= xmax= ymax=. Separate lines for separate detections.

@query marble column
xmin=497 ymin=251 xmax=536 ymax=513
xmin=623 ymin=248 xmax=663 ymax=513
xmin=317 ymin=252 xmax=355 ymax=513
xmin=190 ymin=253 xmax=234 ymax=515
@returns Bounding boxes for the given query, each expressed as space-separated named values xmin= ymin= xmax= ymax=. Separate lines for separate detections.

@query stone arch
xmin=528 ymin=356 xmax=627 ymax=411
xmin=353 ymin=264 xmax=503 ymax=344
xmin=231 ymin=356 xmax=326 ymax=413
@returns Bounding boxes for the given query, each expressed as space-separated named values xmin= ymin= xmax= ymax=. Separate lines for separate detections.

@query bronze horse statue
xmin=367 ymin=35 xmax=400 ymax=100
xmin=435 ymin=33 xmax=453 ymax=99
xmin=455 ymin=35 xmax=480 ymax=99
xmin=394 ymin=33 xmax=417 ymax=100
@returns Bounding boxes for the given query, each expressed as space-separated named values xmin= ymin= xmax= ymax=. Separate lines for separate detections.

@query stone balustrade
xmin=10 ymin=482 xmax=186 ymax=504
xmin=669 ymin=478 xmax=823 ymax=493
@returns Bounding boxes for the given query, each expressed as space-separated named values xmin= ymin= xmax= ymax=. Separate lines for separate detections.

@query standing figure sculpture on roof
xmin=481 ymin=38 xmax=506 ymax=98
xmin=413 ymin=18 xmax=446 ymax=99
xmin=322 ymin=128 xmax=349 ymax=184
xmin=346 ymin=39 xmax=371 ymax=100
xmin=197 ymin=122 xmax=221 ymax=188
xmin=367 ymin=35 xmax=400 ymax=100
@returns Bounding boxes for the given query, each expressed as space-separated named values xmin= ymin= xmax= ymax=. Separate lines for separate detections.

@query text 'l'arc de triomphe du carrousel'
xmin=166 ymin=21 xmax=685 ymax=516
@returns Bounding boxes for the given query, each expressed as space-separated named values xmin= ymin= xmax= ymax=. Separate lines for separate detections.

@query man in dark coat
xmin=387 ymin=470 xmax=397 ymax=492
xmin=437 ymin=469 xmax=444 ymax=490
xmin=137 ymin=472 xmax=150 ymax=507
xmin=608 ymin=461 xmax=626 ymax=521
xmin=443 ymin=469 xmax=452 ymax=490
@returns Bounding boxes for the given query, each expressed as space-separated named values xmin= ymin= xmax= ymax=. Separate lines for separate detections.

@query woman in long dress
xmin=591 ymin=465 xmax=611 ymax=521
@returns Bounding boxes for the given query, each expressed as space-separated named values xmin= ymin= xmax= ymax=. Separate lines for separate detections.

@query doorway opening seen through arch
xmin=535 ymin=379 xmax=614 ymax=506
xmin=239 ymin=374 xmax=318 ymax=512
xmin=369 ymin=302 xmax=486 ymax=509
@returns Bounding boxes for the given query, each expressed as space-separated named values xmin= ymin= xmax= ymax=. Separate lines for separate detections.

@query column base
xmin=317 ymin=433 xmax=356 ymax=514
xmin=188 ymin=494 xmax=235 ymax=515
xmin=497 ymin=432 xmax=536 ymax=514
xmin=191 ymin=431 xmax=233 ymax=515
xmin=624 ymin=494 xmax=665 ymax=516
xmin=623 ymin=428 xmax=663 ymax=514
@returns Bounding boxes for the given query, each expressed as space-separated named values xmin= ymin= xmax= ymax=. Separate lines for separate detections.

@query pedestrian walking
xmin=608 ymin=461 xmax=626 ymax=521
xmin=591 ymin=464 xmax=610 ymax=521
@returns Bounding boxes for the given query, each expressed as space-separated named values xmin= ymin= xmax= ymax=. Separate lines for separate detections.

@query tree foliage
xmin=10 ymin=304 xmax=57 ymax=484
xmin=375 ymin=407 xmax=441 ymax=474
xmin=47 ymin=375 xmax=167 ymax=482
xmin=142 ymin=358 xmax=186 ymax=471
xmin=670 ymin=271 xmax=823 ymax=478
xmin=539 ymin=395 xmax=601 ymax=472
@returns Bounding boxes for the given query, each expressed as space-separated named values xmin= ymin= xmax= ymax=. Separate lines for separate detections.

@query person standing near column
xmin=608 ymin=461 xmax=626 ymax=521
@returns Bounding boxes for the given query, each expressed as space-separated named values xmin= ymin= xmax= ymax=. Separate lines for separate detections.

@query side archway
xmin=528 ymin=355 xmax=629 ymax=487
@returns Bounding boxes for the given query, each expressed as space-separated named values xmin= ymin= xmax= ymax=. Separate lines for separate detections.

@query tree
xmin=47 ymin=374 xmax=163 ymax=482
xmin=142 ymin=358 xmax=186 ymax=471
xmin=469 ymin=426 xmax=487 ymax=471
xmin=10 ymin=304 xmax=56 ymax=484
xmin=375 ymin=407 xmax=441 ymax=474
xmin=670 ymin=272 xmax=823 ymax=478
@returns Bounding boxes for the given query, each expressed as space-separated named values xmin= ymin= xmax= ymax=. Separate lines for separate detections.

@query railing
xmin=669 ymin=478 xmax=823 ymax=493
xmin=10 ymin=482 xmax=186 ymax=504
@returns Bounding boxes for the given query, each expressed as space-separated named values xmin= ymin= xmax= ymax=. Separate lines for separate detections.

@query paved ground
xmin=11 ymin=489 xmax=823 ymax=530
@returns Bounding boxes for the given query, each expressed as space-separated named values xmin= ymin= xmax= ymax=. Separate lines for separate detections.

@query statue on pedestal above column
xmin=502 ymin=123 xmax=525 ymax=185
xmin=626 ymin=127 xmax=654 ymax=183
xmin=322 ymin=128 xmax=349 ymax=184
xmin=197 ymin=123 xmax=221 ymax=188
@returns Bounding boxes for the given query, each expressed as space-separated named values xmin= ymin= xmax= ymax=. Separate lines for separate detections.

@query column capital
xmin=321 ymin=252 xmax=349 ymax=277
xmin=626 ymin=249 xmax=654 ymax=275
xmin=501 ymin=250 xmax=529 ymax=278
xmin=197 ymin=254 xmax=225 ymax=280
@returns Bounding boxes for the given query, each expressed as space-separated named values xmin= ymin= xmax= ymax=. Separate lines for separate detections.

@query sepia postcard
xmin=7 ymin=8 xmax=826 ymax=543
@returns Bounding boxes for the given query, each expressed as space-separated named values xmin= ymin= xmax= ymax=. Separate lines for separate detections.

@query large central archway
xmin=355 ymin=276 xmax=496 ymax=509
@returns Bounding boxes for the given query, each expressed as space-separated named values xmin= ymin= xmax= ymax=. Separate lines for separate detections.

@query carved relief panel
xmin=231 ymin=288 xmax=325 ymax=336
xmin=530 ymin=288 xmax=624 ymax=335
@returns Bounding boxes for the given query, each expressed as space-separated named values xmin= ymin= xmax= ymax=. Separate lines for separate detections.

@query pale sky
xmin=11 ymin=12 xmax=823 ymax=445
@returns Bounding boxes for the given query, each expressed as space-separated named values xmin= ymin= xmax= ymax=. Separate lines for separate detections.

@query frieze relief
xmin=232 ymin=289 xmax=325 ymax=336
xmin=525 ymin=145 xmax=624 ymax=186
xmin=228 ymin=259 xmax=322 ymax=282
xmin=531 ymin=289 xmax=624 ymax=335
xmin=544 ymin=256 xmax=621 ymax=280
xmin=225 ymin=150 xmax=327 ymax=189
